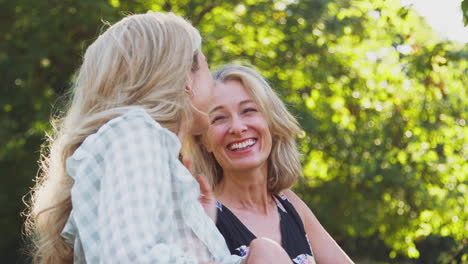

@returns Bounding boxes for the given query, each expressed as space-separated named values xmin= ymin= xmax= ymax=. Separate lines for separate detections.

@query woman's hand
xmin=183 ymin=158 xmax=218 ymax=222
xmin=195 ymin=174 xmax=217 ymax=222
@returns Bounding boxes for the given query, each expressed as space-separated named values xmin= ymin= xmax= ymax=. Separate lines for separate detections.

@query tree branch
xmin=162 ymin=0 xmax=172 ymax=12
xmin=191 ymin=0 xmax=217 ymax=26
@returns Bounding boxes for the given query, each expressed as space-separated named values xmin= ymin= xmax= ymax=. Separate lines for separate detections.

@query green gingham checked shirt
xmin=62 ymin=108 xmax=243 ymax=264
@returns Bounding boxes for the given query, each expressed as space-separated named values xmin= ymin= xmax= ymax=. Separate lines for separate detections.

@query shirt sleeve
xmin=87 ymin=113 xmax=198 ymax=263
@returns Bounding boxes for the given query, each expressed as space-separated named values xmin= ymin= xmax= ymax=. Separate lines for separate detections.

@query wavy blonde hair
xmin=184 ymin=65 xmax=302 ymax=194
xmin=24 ymin=12 xmax=201 ymax=264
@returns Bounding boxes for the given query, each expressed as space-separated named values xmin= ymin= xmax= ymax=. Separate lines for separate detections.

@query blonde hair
xmin=25 ymin=12 xmax=201 ymax=263
xmin=184 ymin=64 xmax=302 ymax=194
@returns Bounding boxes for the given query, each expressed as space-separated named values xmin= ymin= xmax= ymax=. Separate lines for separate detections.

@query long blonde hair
xmin=184 ymin=65 xmax=302 ymax=194
xmin=25 ymin=12 xmax=201 ymax=263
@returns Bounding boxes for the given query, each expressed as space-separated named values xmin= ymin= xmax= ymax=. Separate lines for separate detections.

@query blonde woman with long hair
xmin=25 ymin=13 xmax=292 ymax=264
xmin=185 ymin=65 xmax=354 ymax=264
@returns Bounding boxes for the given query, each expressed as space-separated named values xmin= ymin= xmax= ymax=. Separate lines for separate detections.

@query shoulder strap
xmin=274 ymin=193 xmax=307 ymax=234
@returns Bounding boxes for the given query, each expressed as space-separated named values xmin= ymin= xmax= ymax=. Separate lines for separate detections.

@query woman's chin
xmin=189 ymin=118 xmax=209 ymax=135
xmin=226 ymin=159 xmax=266 ymax=172
xmin=190 ymin=128 xmax=207 ymax=137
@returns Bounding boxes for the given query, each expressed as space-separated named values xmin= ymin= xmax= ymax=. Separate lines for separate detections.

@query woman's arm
xmin=201 ymin=237 xmax=292 ymax=264
xmin=282 ymin=189 xmax=354 ymax=264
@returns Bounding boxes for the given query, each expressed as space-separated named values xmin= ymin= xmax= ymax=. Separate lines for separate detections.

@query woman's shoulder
xmin=95 ymin=107 xmax=161 ymax=137
xmin=82 ymin=107 xmax=178 ymax=150
xmin=66 ymin=107 xmax=179 ymax=175
xmin=279 ymin=189 xmax=311 ymax=221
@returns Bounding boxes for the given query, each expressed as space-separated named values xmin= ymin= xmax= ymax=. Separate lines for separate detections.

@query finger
xmin=195 ymin=175 xmax=212 ymax=195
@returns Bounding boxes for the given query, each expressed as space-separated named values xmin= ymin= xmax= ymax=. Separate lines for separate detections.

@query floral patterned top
xmin=215 ymin=193 xmax=316 ymax=264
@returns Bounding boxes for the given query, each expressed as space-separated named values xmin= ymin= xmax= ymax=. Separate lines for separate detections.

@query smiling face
xmin=204 ymin=79 xmax=272 ymax=173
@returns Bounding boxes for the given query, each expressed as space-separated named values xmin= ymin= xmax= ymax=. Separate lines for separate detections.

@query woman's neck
xmin=216 ymin=166 xmax=274 ymax=215
xmin=175 ymin=119 xmax=188 ymax=145
xmin=176 ymin=130 xmax=186 ymax=145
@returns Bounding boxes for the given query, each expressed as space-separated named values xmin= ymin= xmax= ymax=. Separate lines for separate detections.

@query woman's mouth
xmin=227 ymin=138 xmax=257 ymax=151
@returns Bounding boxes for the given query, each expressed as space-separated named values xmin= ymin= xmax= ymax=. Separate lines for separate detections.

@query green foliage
xmin=1 ymin=0 xmax=466 ymax=263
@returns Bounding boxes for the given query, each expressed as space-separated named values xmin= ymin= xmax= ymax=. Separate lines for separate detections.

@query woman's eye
xmin=211 ymin=116 xmax=225 ymax=124
xmin=242 ymin=108 xmax=257 ymax=114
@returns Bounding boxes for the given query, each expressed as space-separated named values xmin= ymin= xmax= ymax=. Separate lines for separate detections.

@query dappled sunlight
xmin=2 ymin=0 xmax=466 ymax=263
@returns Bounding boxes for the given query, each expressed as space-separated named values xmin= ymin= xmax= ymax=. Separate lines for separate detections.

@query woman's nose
xmin=228 ymin=116 xmax=247 ymax=135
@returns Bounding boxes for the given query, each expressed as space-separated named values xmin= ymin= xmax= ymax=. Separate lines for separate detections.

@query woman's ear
xmin=185 ymin=84 xmax=194 ymax=98
xmin=185 ymin=75 xmax=194 ymax=98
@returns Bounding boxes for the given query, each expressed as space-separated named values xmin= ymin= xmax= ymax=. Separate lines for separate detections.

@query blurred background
xmin=1 ymin=0 xmax=467 ymax=263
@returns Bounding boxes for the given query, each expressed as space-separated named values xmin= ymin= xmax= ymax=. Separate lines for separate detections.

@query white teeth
xmin=229 ymin=139 xmax=256 ymax=151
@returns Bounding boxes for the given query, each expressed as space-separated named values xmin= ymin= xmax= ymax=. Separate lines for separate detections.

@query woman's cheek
xmin=209 ymin=126 xmax=224 ymax=148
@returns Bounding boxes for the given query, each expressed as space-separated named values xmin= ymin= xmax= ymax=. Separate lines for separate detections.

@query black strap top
xmin=216 ymin=193 xmax=316 ymax=264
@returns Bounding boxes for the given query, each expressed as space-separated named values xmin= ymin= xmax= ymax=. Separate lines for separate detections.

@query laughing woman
xmin=185 ymin=65 xmax=354 ymax=264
